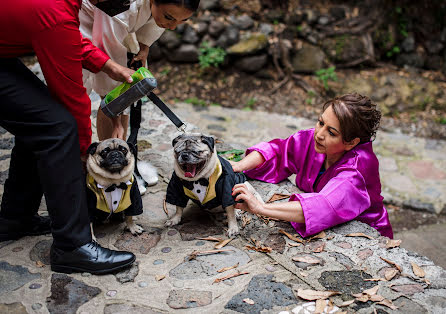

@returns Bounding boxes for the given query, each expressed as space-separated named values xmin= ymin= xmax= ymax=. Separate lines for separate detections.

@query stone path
xmin=0 ymin=97 xmax=445 ymax=313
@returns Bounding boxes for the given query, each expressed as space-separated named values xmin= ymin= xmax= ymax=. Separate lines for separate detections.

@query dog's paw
xmin=227 ymin=225 xmax=240 ymax=238
xmin=165 ymin=216 xmax=181 ymax=227
xmin=127 ymin=223 xmax=144 ymax=235
xmin=234 ymin=208 xmax=243 ymax=219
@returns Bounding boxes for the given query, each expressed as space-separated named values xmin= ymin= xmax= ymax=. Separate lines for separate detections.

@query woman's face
xmin=150 ymin=1 xmax=194 ymax=30
xmin=314 ymin=105 xmax=357 ymax=160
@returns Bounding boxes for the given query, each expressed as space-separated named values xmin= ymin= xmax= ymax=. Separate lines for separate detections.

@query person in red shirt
xmin=0 ymin=0 xmax=137 ymax=274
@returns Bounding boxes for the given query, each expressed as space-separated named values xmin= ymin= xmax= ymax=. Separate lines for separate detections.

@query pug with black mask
xmin=86 ymin=138 xmax=143 ymax=239
xmin=165 ymin=133 xmax=248 ymax=237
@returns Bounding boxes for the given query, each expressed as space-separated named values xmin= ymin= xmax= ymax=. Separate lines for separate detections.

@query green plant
xmin=305 ymin=90 xmax=316 ymax=104
xmin=217 ymin=149 xmax=245 ymax=162
xmin=386 ymin=45 xmax=401 ymax=58
xmin=315 ymin=67 xmax=338 ymax=90
xmin=198 ymin=41 xmax=226 ymax=69
xmin=185 ymin=97 xmax=207 ymax=107
xmin=243 ymin=97 xmax=256 ymax=111
xmin=439 ymin=117 xmax=446 ymax=125
xmin=160 ymin=67 xmax=171 ymax=76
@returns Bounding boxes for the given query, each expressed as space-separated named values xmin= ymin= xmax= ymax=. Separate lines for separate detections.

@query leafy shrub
xmin=315 ymin=67 xmax=338 ymax=90
xmin=198 ymin=42 xmax=226 ymax=69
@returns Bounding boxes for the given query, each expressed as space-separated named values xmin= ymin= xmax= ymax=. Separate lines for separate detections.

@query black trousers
xmin=0 ymin=58 xmax=91 ymax=249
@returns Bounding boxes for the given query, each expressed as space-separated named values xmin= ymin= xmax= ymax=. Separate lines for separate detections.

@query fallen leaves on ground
xmin=217 ymin=263 xmax=239 ymax=273
xmin=266 ymin=193 xmax=290 ymax=203
xmin=309 ymin=231 xmax=326 ymax=241
xmin=380 ymin=257 xmax=403 ymax=272
xmin=297 ymin=289 xmax=340 ymax=301
xmin=214 ymin=238 xmax=233 ymax=249
xmin=243 ymin=298 xmax=255 ymax=305
xmin=377 ymin=299 xmax=398 ymax=310
xmin=245 ymin=237 xmax=273 ymax=253
xmin=339 ymin=300 xmax=355 ymax=307
xmin=386 ymin=239 xmax=402 ymax=249
xmin=213 ymin=271 xmax=249 ymax=284
xmin=162 ymin=199 xmax=168 ymax=216
xmin=351 ymin=284 xmax=397 ymax=309
xmin=197 ymin=236 xmax=223 ymax=242
xmin=315 ymin=299 xmax=326 ymax=313
xmin=311 ymin=241 xmax=326 ymax=253
xmin=279 ymin=229 xmax=304 ymax=243
xmin=35 ymin=261 xmax=45 ymax=268
xmin=384 ymin=268 xmax=399 ymax=281
xmin=345 ymin=232 xmax=374 ymax=240
xmin=187 ymin=249 xmax=233 ymax=260
xmin=155 ymin=275 xmax=165 ymax=281
xmin=292 ymin=255 xmax=321 ymax=264
xmin=241 ymin=215 xmax=251 ymax=227
xmin=411 ymin=262 xmax=425 ymax=278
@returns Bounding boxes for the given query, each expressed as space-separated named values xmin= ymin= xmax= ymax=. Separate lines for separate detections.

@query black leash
xmin=147 ymin=92 xmax=186 ymax=132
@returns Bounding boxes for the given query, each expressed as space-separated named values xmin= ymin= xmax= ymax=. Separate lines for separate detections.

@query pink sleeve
xmin=290 ymin=168 xmax=371 ymax=237
xmin=80 ymin=34 xmax=109 ymax=73
xmin=244 ymin=133 xmax=305 ymax=183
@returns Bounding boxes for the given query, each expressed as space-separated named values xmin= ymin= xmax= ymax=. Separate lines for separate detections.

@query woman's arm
xmin=230 ymin=151 xmax=265 ymax=173
xmin=232 ymin=183 xmax=305 ymax=223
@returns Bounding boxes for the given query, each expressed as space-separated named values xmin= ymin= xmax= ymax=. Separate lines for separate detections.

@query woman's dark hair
xmin=154 ymin=0 xmax=200 ymax=11
xmin=322 ymin=93 xmax=381 ymax=144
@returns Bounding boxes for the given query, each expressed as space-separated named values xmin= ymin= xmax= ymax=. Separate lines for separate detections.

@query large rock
xmin=227 ymin=33 xmax=268 ymax=55
xmin=164 ymin=44 xmax=199 ymax=63
xmin=321 ymin=34 xmax=373 ymax=65
xmin=234 ymin=54 xmax=268 ymax=73
xmin=292 ymin=43 xmax=328 ymax=73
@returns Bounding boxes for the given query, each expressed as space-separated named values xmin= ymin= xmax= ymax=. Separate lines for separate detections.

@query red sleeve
xmin=32 ymin=21 xmax=94 ymax=155
xmin=81 ymin=35 xmax=109 ymax=73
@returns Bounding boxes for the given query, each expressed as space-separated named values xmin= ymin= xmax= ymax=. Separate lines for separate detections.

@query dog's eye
xmin=100 ymin=147 xmax=110 ymax=158
xmin=118 ymin=146 xmax=128 ymax=155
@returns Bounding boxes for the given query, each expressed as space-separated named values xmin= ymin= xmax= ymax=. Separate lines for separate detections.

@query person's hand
xmin=229 ymin=160 xmax=243 ymax=173
xmin=232 ymin=183 xmax=264 ymax=214
xmin=130 ymin=43 xmax=149 ymax=67
xmin=111 ymin=116 xmax=125 ymax=140
xmin=101 ymin=59 xmax=134 ymax=83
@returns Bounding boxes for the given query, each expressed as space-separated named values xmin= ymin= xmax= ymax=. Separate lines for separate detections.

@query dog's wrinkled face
xmin=172 ymin=133 xmax=216 ymax=180
xmin=87 ymin=138 xmax=136 ymax=185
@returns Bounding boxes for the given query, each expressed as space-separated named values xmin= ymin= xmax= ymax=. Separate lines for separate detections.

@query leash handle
xmin=147 ymin=92 xmax=186 ymax=133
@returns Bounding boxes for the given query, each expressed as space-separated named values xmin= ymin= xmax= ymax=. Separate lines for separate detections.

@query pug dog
xmin=165 ymin=133 xmax=247 ymax=237
xmin=86 ymin=138 xmax=143 ymax=239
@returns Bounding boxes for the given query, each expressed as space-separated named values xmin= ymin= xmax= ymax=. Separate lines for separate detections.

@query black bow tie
xmin=181 ymin=178 xmax=209 ymax=190
xmin=104 ymin=182 xmax=128 ymax=192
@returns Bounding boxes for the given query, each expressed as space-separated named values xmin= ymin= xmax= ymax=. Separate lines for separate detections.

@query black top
xmin=166 ymin=156 xmax=246 ymax=209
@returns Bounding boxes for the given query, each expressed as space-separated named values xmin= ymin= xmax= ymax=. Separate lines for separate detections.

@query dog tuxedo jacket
xmin=166 ymin=156 xmax=246 ymax=209
xmin=86 ymin=173 xmax=142 ymax=222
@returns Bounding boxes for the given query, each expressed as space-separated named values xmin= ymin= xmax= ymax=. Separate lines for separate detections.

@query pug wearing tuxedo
xmin=165 ymin=133 xmax=247 ymax=237
xmin=86 ymin=138 xmax=143 ymax=239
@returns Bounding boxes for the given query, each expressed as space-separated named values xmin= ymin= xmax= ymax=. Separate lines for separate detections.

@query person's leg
xmin=0 ymin=58 xmax=91 ymax=249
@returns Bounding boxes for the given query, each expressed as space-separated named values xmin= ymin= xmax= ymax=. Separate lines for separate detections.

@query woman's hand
xmin=111 ymin=116 xmax=125 ymax=140
xmin=101 ymin=59 xmax=134 ymax=83
xmin=131 ymin=43 xmax=149 ymax=67
xmin=232 ymin=183 xmax=264 ymax=214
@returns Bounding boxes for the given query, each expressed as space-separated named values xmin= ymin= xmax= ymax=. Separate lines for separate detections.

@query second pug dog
xmin=165 ymin=133 xmax=246 ymax=237
xmin=86 ymin=138 xmax=143 ymax=239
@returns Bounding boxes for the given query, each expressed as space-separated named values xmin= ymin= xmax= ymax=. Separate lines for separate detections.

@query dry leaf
xmin=339 ymin=300 xmax=355 ymax=307
xmin=364 ymin=278 xmax=384 ymax=282
xmin=245 ymin=245 xmax=272 ymax=253
xmin=215 ymin=238 xmax=233 ymax=249
xmin=386 ymin=239 xmax=402 ymax=249
xmin=243 ymin=298 xmax=255 ymax=305
xmin=326 ymin=299 xmax=334 ymax=313
xmin=315 ymin=299 xmax=326 ymax=313
xmin=266 ymin=193 xmax=290 ymax=203
xmin=309 ymin=231 xmax=326 ymax=241
xmin=162 ymin=199 xmax=168 ymax=216
xmin=155 ymin=275 xmax=165 ymax=281
xmin=384 ymin=268 xmax=399 ymax=281
xmin=345 ymin=232 xmax=374 ymax=240
xmin=288 ymin=242 xmax=301 ymax=247
xmin=292 ymin=255 xmax=321 ymax=264
xmin=213 ymin=271 xmax=249 ymax=284
xmin=411 ymin=262 xmax=425 ymax=278
xmin=370 ymin=295 xmax=385 ymax=302
xmin=380 ymin=257 xmax=402 ymax=272
xmin=242 ymin=215 xmax=251 ymax=227
xmin=300 ymin=271 xmax=309 ymax=277
xmin=187 ymin=249 xmax=233 ymax=260
xmin=297 ymin=289 xmax=340 ymax=301
xmin=363 ymin=285 xmax=379 ymax=296
xmin=377 ymin=299 xmax=398 ymax=310
xmin=197 ymin=236 xmax=223 ymax=242
xmin=353 ymin=294 xmax=369 ymax=303
xmin=311 ymin=242 xmax=326 ymax=253
xmin=35 ymin=260 xmax=45 ymax=268
xmin=279 ymin=229 xmax=304 ymax=243
xmin=217 ymin=263 xmax=239 ymax=273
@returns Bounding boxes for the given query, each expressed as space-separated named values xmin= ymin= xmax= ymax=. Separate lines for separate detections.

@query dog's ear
xmin=87 ymin=142 xmax=99 ymax=155
xmin=201 ymin=135 xmax=215 ymax=151
xmin=172 ymin=134 xmax=184 ymax=147
xmin=127 ymin=142 xmax=137 ymax=155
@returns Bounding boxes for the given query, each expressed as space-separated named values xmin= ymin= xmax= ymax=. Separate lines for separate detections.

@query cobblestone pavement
xmin=0 ymin=97 xmax=445 ymax=313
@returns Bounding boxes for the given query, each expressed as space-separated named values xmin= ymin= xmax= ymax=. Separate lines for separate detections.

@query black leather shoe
xmin=50 ymin=241 xmax=136 ymax=274
xmin=0 ymin=214 xmax=51 ymax=242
